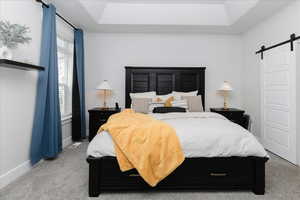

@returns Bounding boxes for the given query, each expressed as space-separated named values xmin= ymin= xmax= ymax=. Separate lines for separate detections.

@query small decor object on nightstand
xmin=218 ymin=81 xmax=233 ymax=110
xmin=0 ymin=20 xmax=31 ymax=59
xmin=96 ymin=80 xmax=112 ymax=109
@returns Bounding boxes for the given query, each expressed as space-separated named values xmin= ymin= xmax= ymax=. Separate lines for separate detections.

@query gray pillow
xmin=131 ymin=98 xmax=152 ymax=114
xmin=182 ymin=96 xmax=204 ymax=112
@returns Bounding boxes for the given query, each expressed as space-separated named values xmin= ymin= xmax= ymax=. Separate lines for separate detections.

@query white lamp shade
xmin=219 ymin=81 xmax=233 ymax=91
xmin=96 ymin=80 xmax=112 ymax=90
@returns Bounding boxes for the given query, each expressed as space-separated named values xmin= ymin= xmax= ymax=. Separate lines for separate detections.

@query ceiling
xmin=49 ymin=0 xmax=293 ymax=34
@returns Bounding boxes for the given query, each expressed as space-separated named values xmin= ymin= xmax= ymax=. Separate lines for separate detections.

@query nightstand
xmin=210 ymin=108 xmax=245 ymax=127
xmin=88 ymin=108 xmax=121 ymax=142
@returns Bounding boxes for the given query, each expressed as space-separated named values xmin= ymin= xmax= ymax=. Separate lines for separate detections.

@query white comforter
xmin=87 ymin=112 xmax=268 ymax=158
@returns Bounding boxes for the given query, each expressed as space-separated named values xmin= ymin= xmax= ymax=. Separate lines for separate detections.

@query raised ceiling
xmin=50 ymin=0 xmax=293 ymax=34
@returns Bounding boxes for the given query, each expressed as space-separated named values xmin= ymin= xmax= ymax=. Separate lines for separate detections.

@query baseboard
xmin=62 ymin=136 xmax=72 ymax=148
xmin=0 ymin=160 xmax=32 ymax=189
xmin=0 ymin=137 xmax=73 ymax=190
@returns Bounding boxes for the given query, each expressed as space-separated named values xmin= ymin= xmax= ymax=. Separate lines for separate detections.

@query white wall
xmin=242 ymin=1 xmax=300 ymax=139
xmin=0 ymin=1 xmax=41 ymax=189
xmin=85 ymin=33 xmax=244 ymax=119
xmin=0 ymin=0 xmax=72 ymax=189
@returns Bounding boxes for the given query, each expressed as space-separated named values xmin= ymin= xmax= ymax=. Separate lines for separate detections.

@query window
xmin=56 ymin=16 xmax=74 ymax=119
xmin=57 ymin=36 xmax=73 ymax=118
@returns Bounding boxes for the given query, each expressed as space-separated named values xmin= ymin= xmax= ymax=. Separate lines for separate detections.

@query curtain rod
xmin=36 ymin=0 xmax=77 ymax=30
xmin=255 ymin=33 xmax=300 ymax=59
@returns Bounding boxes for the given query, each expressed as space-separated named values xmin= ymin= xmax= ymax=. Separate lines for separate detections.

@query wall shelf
xmin=0 ymin=59 xmax=44 ymax=71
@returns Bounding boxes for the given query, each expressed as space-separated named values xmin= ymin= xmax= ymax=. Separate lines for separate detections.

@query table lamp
xmin=218 ymin=81 xmax=233 ymax=110
xmin=96 ymin=80 xmax=112 ymax=109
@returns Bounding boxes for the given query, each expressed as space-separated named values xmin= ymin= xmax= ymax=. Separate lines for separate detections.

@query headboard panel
xmin=125 ymin=66 xmax=206 ymax=109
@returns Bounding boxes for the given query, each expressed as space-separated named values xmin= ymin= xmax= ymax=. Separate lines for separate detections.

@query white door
xmin=261 ymin=45 xmax=297 ymax=164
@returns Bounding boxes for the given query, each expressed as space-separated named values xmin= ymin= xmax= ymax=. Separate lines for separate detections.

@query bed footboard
xmin=87 ymin=157 xmax=102 ymax=197
xmin=252 ymin=158 xmax=266 ymax=195
xmin=87 ymin=156 xmax=268 ymax=197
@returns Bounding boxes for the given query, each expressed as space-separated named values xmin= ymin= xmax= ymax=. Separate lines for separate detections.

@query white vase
xmin=0 ymin=46 xmax=13 ymax=59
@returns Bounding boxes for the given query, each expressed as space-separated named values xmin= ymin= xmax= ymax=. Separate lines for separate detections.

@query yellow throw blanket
xmin=99 ymin=109 xmax=185 ymax=187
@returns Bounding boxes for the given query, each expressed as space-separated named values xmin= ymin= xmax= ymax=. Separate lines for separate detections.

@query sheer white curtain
xmin=56 ymin=17 xmax=74 ymax=119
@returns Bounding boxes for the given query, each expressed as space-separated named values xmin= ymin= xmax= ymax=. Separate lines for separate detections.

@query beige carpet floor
xmin=0 ymin=141 xmax=300 ymax=200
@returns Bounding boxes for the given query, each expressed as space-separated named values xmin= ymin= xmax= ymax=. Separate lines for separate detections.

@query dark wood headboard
xmin=125 ymin=66 xmax=206 ymax=109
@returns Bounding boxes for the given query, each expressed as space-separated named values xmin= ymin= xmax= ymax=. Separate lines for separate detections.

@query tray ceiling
xmin=50 ymin=0 xmax=293 ymax=34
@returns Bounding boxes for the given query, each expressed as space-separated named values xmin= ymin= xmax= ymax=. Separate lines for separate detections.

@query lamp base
xmin=223 ymin=97 xmax=229 ymax=110
xmin=100 ymin=99 xmax=108 ymax=110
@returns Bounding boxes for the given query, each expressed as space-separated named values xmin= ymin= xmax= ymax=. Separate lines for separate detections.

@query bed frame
xmin=86 ymin=66 xmax=268 ymax=197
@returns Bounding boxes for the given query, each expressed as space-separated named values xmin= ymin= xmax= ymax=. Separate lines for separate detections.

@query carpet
xmin=0 ymin=142 xmax=299 ymax=200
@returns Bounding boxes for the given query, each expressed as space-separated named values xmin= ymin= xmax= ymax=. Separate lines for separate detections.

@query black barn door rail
xmin=255 ymin=33 xmax=300 ymax=60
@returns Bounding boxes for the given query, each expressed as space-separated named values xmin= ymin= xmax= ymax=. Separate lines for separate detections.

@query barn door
xmin=261 ymin=45 xmax=297 ymax=164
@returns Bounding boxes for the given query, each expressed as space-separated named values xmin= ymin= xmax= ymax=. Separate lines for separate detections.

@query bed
xmin=86 ymin=66 xmax=269 ymax=197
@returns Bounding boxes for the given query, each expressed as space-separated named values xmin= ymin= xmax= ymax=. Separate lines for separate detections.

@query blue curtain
xmin=72 ymin=29 xmax=86 ymax=140
xmin=30 ymin=4 xmax=62 ymax=165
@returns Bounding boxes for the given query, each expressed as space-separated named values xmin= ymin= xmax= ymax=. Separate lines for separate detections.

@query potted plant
xmin=0 ymin=20 xmax=31 ymax=59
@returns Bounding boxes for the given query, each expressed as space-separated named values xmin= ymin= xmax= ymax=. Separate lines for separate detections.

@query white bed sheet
xmin=87 ymin=112 xmax=268 ymax=158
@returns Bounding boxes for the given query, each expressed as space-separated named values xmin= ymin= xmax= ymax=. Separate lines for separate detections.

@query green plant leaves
xmin=0 ymin=20 xmax=31 ymax=49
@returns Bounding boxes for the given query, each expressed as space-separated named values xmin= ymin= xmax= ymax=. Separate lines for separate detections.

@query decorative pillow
xmin=149 ymin=94 xmax=173 ymax=112
xmin=153 ymin=93 xmax=172 ymax=103
xmin=130 ymin=91 xmax=156 ymax=99
xmin=172 ymin=90 xmax=198 ymax=100
xmin=164 ymin=96 xmax=174 ymax=107
xmin=131 ymin=98 xmax=152 ymax=113
xmin=182 ymin=95 xmax=204 ymax=112
xmin=171 ymin=99 xmax=188 ymax=109
xmin=153 ymin=107 xmax=186 ymax=113
xmin=149 ymin=102 xmax=164 ymax=113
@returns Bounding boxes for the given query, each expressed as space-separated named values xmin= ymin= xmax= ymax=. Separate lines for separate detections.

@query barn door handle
xmin=210 ymin=173 xmax=227 ymax=177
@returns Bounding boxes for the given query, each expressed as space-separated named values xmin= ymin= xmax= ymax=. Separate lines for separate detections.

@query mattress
xmin=87 ymin=112 xmax=268 ymax=158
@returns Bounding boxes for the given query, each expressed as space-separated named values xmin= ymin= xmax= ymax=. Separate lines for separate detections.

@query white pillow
xmin=171 ymin=99 xmax=188 ymax=109
xmin=130 ymin=91 xmax=156 ymax=99
xmin=172 ymin=90 xmax=198 ymax=101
